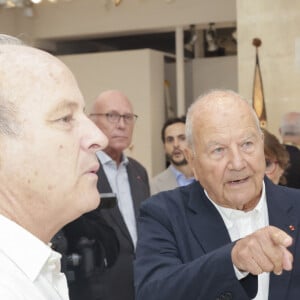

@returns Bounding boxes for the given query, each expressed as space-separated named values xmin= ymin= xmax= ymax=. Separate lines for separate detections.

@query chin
xmin=88 ymin=194 xmax=101 ymax=211
xmin=80 ymin=191 xmax=101 ymax=214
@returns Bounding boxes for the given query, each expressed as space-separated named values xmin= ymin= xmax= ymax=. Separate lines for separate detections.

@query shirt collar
xmin=96 ymin=150 xmax=129 ymax=166
xmin=169 ymin=164 xmax=182 ymax=178
xmin=0 ymin=215 xmax=56 ymax=282
xmin=169 ymin=164 xmax=193 ymax=180
xmin=205 ymin=181 xmax=266 ymax=224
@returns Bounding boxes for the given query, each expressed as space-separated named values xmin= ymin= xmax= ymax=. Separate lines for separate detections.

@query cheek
xmin=100 ymin=123 xmax=114 ymax=138
xmin=126 ymin=125 xmax=134 ymax=135
xmin=165 ymin=145 xmax=172 ymax=153
xmin=252 ymin=155 xmax=266 ymax=175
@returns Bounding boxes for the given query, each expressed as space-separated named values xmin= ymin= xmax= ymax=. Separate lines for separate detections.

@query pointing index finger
xmin=270 ymin=227 xmax=293 ymax=248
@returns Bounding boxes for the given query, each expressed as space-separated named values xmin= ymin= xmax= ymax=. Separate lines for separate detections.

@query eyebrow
xmin=47 ymin=99 xmax=80 ymax=117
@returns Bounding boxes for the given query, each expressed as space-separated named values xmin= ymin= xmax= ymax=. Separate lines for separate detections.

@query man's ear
xmin=184 ymin=147 xmax=198 ymax=181
xmin=183 ymin=147 xmax=193 ymax=164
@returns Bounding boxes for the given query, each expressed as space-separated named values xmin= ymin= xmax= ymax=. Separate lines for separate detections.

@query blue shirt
xmin=169 ymin=165 xmax=195 ymax=187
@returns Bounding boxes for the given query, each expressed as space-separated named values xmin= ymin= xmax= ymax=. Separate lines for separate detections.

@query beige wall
xmin=5 ymin=1 xmax=300 ymax=169
xmin=0 ymin=10 xmax=16 ymax=36
xmin=164 ymin=56 xmax=238 ymax=111
xmin=59 ymin=49 xmax=165 ymax=177
xmin=192 ymin=55 xmax=238 ymax=104
xmin=9 ymin=0 xmax=236 ymax=40
xmin=237 ymin=0 xmax=300 ymax=138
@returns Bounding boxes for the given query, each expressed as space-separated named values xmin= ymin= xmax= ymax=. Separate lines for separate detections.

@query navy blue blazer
xmin=134 ymin=177 xmax=300 ymax=300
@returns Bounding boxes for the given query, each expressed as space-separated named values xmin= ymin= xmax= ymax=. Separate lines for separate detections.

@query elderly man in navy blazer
xmin=134 ymin=90 xmax=300 ymax=300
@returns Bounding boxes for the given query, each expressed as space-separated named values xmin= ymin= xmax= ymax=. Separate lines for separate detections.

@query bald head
xmin=90 ymin=90 xmax=136 ymax=162
xmin=186 ymin=90 xmax=261 ymax=149
xmin=280 ymin=112 xmax=300 ymax=145
xmin=91 ymin=90 xmax=133 ymax=113
xmin=0 ymin=35 xmax=24 ymax=135
xmin=0 ymin=34 xmax=110 ymax=241
xmin=0 ymin=35 xmax=80 ymax=136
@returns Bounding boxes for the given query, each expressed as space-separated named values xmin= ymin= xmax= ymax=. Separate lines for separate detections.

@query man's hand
xmin=231 ymin=226 xmax=293 ymax=275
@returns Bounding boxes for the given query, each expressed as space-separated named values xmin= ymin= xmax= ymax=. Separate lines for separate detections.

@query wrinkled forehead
xmin=194 ymin=94 xmax=251 ymax=122
xmin=192 ymin=94 xmax=259 ymax=139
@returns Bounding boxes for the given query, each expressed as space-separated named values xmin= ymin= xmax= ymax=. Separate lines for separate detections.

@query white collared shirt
xmin=0 ymin=215 xmax=69 ymax=299
xmin=97 ymin=151 xmax=137 ymax=248
xmin=206 ymin=182 xmax=269 ymax=300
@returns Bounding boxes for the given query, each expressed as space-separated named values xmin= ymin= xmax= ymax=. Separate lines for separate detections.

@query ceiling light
xmin=205 ymin=22 xmax=219 ymax=52
xmin=0 ymin=0 xmax=70 ymax=8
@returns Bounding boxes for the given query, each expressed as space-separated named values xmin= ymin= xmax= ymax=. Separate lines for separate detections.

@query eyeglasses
xmin=89 ymin=112 xmax=138 ymax=124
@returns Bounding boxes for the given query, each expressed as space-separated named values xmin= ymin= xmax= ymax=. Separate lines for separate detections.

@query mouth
xmin=172 ymin=150 xmax=182 ymax=156
xmin=226 ymin=176 xmax=249 ymax=185
xmin=87 ymin=163 xmax=100 ymax=174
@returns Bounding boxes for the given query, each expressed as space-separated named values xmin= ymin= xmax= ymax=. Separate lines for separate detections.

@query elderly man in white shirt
xmin=0 ymin=34 xmax=108 ymax=299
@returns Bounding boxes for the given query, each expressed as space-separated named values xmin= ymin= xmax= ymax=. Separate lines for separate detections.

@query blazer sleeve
xmin=134 ymin=195 xmax=256 ymax=300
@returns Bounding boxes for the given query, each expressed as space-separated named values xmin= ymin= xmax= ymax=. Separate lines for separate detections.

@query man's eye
xmin=166 ymin=138 xmax=174 ymax=143
xmin=213 ymin=147 xmax=224 ymax=154
xmin=242 ymin=141 xmax=254 ymax=151
xmin=58 ymin=114 xmax=74 ymax=123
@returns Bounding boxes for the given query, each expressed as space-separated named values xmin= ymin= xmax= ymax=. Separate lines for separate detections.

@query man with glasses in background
xmin=75 ymin=90 xmax=149 ymax=300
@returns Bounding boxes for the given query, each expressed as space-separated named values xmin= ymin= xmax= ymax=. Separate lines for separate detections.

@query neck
xmin=104 ymin=148 xmax=123 ymax=166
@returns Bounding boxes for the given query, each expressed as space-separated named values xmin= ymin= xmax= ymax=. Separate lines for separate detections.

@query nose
xmin=173 ymin=137 xmax=183 ymax=149
xmin=228 ymin=146 xmax=246 ymax=170
xmin=173 ymin=138 xmax=179 ymax=147
xmin=116 ymin=116 xmax=126 ymax=128
xmin=82 ymin=116 xmax=108 ymax=152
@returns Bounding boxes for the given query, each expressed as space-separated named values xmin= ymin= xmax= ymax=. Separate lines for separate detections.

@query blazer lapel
xmin=126 ymin=160 xmax=146 ymax=218
xmin=97 ymin=163 xmax=112 ymax=193
xmin=186 ymin=182 xmax=232 ymax=252
xmin=186 ymin=180 xmax=298 ymax=299
xmin=265 ymin=180 xmax=297 ymax=299
xmin=97 ymin=163 xmax=133 ymax=245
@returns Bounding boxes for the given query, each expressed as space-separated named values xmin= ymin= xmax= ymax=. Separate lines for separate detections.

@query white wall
xmin=58 ymin=49 xmax=165 ymax=177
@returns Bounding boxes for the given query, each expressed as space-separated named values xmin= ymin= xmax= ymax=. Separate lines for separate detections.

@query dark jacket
xmin=284 ymin=144 xmax=300 ymax=188
xmin=134 ymin=178 xmax=300 ymax=300
xmin=58 ymin=156 xmax=150 ymax=300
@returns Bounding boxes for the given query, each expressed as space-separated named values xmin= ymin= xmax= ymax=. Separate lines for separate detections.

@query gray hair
xmin=185 ymin=89 xmax=261 ymax=150
xmin=280 ymin=112 xmax=300 ymax=136
xmin=0 ymin=34 xmax=25 ymax=135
